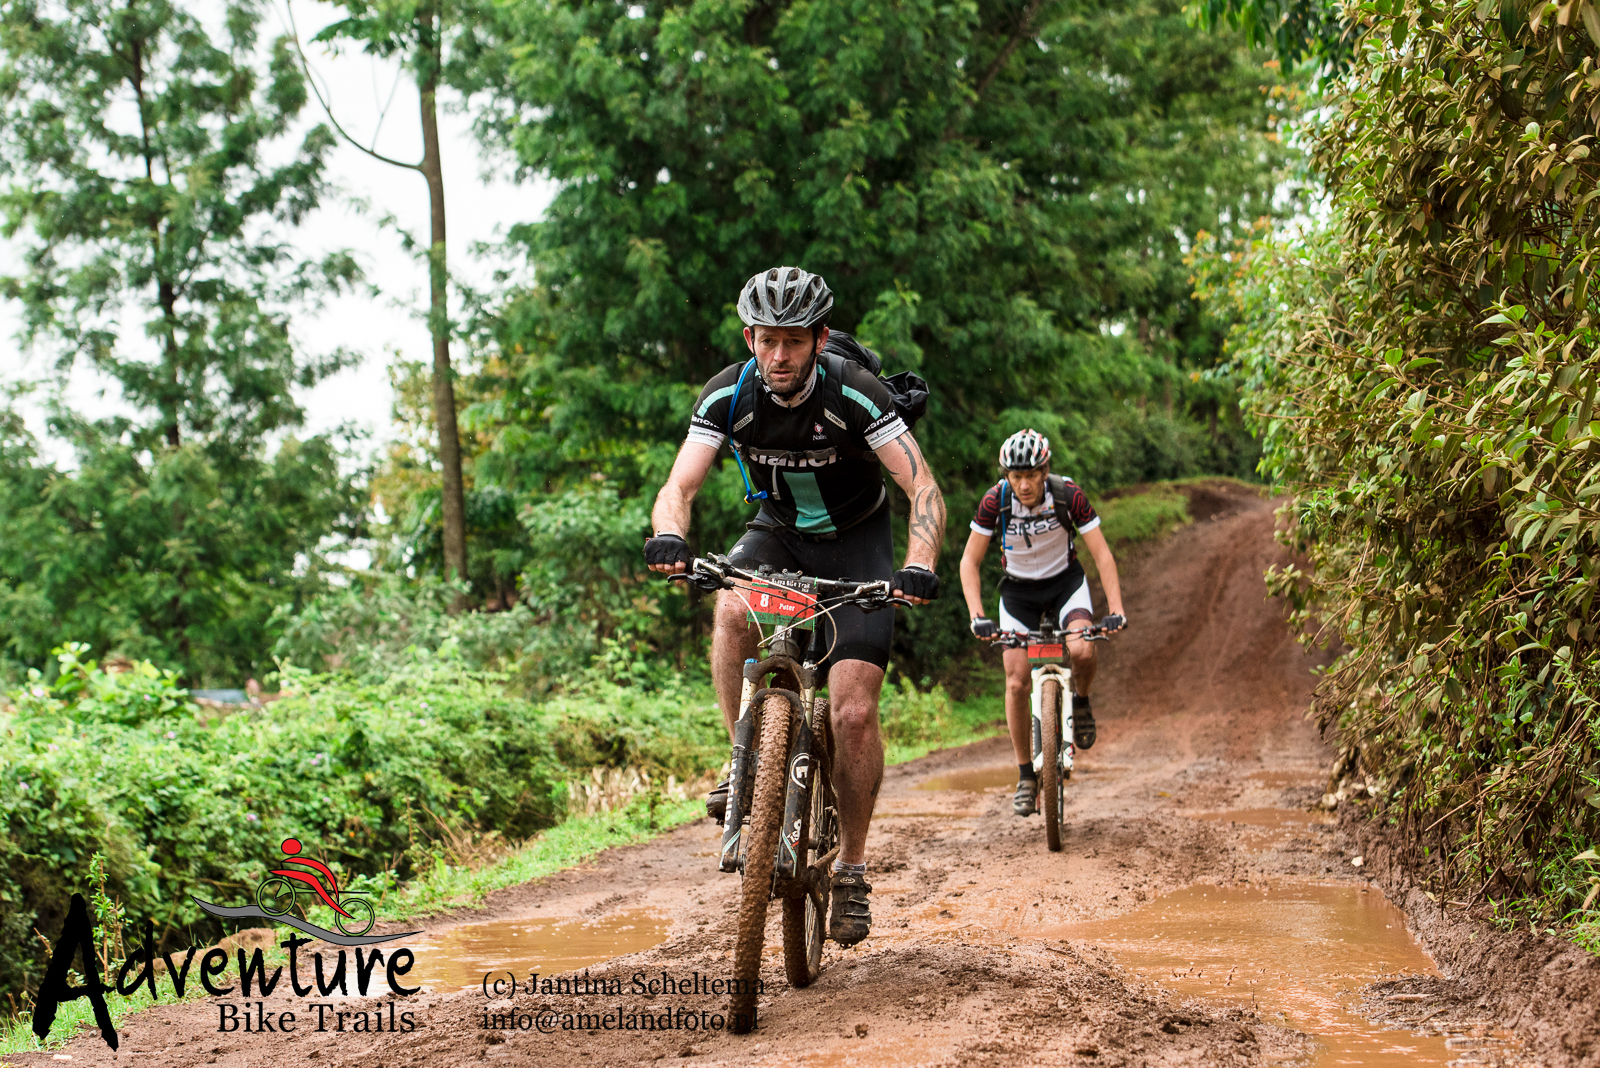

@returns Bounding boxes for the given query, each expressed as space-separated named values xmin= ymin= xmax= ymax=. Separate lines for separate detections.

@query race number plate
xmin=1027 ymin=643 xmax=1065 ymax=664
xmin=741 ymin=580 xmax=819 ymax=631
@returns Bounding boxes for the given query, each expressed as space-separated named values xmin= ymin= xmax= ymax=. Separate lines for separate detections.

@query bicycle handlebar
xmin=668 ymin=554 xmax=911 ymax=610
xmin=992 ymin=623 xmax=1115 ymax=647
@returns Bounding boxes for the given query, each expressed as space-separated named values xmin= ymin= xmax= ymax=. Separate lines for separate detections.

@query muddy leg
xmin=1067 ymin=634 xmax=1097 ymax=697
xmin=827 ymin=659 xmax=885 ymax=865
xmin=711 ymin=589 xmax=761 ymax=738
xmin=1003 ymin=646 xmax=1032 ymax=765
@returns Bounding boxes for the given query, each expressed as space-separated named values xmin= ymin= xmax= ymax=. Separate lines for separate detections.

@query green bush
xmin=1097 ymin=487 xmax=1193 ymax=549
xmin=0 ymin=651 xmax=571 ymax=1005
xmin=1199 ymin=0 xmax=1600 ymax=925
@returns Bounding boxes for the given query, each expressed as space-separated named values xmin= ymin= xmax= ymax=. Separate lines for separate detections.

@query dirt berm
xmin=17 ymin=480 xmax=1600 ymax=1067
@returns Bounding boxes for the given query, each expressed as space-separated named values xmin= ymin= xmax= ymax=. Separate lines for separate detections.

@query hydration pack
xmin=996 ymin=474 xmax=1083 ymax=549
xmin=818 ymin=330 xmax=928 ymax=430
xmin=724 ymin=331 xmax=929 ymax=502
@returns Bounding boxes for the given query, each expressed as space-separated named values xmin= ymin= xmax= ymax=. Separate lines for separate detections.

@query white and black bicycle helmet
xmin=999 ymin=429 xmax=1051 ymax=471
xmin=737 ymin=267 xmax=834 ymax=329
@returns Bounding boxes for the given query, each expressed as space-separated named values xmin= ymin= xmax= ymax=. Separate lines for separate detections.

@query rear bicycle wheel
xmin=730 ymin=693 xmax=791 ymax=1033
xmin=1040 ymin=678 xmax=1065 ymax=852
xmin=256 ymin=876 xmax=297 ymax=917
xmin=783 ymin=703 xmax=835 ymax=987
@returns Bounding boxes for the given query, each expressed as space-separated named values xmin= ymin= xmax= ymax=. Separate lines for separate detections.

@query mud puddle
xmin=403 ymin=908 xmax=671 ymax=992
xmin=1053 ymin=881 xmax=1486 ymax=1066
xmin=915 ymin=766 xmax=1015 ymax=792
xmin=1190 ymin=807 xmax=1335 ymax=845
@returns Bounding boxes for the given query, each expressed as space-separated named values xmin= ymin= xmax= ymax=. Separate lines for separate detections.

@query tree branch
xmin=973 ymin=0 xmax=1046 ymax=101
xmin=285 ymin=0 xmax=423 ymax=173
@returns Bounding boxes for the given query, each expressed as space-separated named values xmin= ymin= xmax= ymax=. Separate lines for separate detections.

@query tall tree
xmin=460 ymin=0 xmax=1298 ymax=668
xmin=300 ymin=0 xmax=473 ymax=607
xmin=0 ymin=0 xmax=365 ymax=681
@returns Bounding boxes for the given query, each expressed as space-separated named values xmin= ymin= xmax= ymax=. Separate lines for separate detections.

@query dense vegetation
xmin=0 ymin=0 xmax=1299 ymax=1021
xmin=413 ymin=0 xmax=1299 ymax=677
xmin=0 ymin=645 xmax=728 ymax=1004
xmin=1203 ymin=0 xmax=1600 ymax=924
xmin=1 ymin=0 xmax=1294 ymax=691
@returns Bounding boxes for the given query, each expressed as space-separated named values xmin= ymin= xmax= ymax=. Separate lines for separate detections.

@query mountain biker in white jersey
xmin=644 ymin=266 xmax=948 ymax=947
xmin=958 ymin=429 xmax=1127 ymax=816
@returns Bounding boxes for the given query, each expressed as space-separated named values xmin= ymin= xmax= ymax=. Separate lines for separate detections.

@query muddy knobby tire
xmin=730 ymin=693 xmax=792 ymax=1032
xmin=1041 ymin=678 xmax=1064 ymax=852
xmin=782 ymin=700 xmax=831 ymax=989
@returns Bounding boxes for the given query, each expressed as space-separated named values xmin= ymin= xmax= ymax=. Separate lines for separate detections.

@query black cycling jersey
xmin=687 ymin=357 xmax=908 ymax=536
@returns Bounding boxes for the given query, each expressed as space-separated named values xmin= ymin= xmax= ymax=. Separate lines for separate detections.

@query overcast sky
xmin=0 ymin=0 xmax=556 ymax=465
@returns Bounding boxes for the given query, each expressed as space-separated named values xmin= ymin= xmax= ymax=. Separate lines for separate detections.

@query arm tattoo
xmin=894 ymin=434 xmax=921 ymax=480
xmin=908 ymin=481 xmax=947 ymax=560
xmin=884 ymin=432 xmax=944 ymax=561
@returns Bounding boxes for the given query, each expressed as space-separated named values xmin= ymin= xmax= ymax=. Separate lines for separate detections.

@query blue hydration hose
xmin=730 ymin=358 xmax=768 ymax=504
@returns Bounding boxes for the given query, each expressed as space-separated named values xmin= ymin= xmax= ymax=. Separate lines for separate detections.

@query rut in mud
xmin=17 ymin=481 xmax=1600 ymax=1068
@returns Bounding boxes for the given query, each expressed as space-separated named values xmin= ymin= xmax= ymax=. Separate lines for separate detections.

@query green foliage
xmin=1096 ymin=485 xmax=1193 ymax=548
xmin=1189 ymin=0 xmax=1352 ymax=71
xmin=0 ymin=0 xmax=367 ymax=684
xmin=0 ymin=651 xmax=566 ymax=1003
xmin=443 ymin=0 xmax=1296 ymax=679
xmin=0 ymin=414 xmax=364 ymax=685
xmin=275 ymin=479 xmax=707 ymax=694
xmin=39 ymin=643 xmax=191 ymax=728
xmin=1205 ymin=0 xmax=1600 ymax=924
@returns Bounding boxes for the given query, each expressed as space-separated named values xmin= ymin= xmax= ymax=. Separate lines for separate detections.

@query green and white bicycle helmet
xmin=737 ymin=267 xmax=834 ymax=329
xmin=999 ymin=429 xmax=1051 ymax=471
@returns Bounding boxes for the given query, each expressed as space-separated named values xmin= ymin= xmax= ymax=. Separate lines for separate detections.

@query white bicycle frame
xmin=1029 ymin=662 xmax=1075 ymax=778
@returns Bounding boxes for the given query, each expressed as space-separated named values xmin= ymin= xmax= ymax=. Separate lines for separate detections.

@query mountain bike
xmin=673 ymin=554 xmax=906 ymax=1033
xmin=994 ymin=621 xmax=1112 ymax=852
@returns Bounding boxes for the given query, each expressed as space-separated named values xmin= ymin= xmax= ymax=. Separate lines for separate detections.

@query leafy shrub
xmin=1201 ymin=0 xmax=1600 ymax=922
xmin=0 ymin=651 xmax=570 ymax=1004
xmin=878 ymin=675 xmax=958 ymax=750
xmin=1096 ymin=487 xmax=1192 ymax=549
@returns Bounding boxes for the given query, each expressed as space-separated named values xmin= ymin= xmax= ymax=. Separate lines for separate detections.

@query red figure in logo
xmin=269 ymin=838 xmax=351 ymax=918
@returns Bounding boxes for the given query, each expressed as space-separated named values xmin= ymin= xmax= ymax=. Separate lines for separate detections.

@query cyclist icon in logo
xmin=255 ymin=838 xmax=374 ymax=937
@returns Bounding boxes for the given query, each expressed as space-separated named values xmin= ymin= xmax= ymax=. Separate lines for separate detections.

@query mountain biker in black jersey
xmin=958 ymin=429 xmax=1127 ymax=816
xmin=644 ymin=266 xmax=947 ymax=948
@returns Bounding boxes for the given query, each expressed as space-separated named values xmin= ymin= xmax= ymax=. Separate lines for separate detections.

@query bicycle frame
xmin=1002 ymin=623 xmax=1073 ymax=778
xmin=1028 ymin=657 xmax=1075 ymax=780
xmin=718 ymin=583 xmax=833 ymax=905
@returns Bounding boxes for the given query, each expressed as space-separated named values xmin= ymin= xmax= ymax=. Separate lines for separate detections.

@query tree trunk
xmin=418 ymin=62 xmax=469 ymax=612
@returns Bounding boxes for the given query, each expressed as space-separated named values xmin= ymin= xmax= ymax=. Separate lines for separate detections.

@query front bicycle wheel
xmin=783 ymin=702 xmax=834 ymax=988
xmin=336 ymin=896 xmax=375 ymax=937
xmin=730 ymin=693 xmax=791 ymax=1033
xmin=1040 ymin=678 xmax=1065 ymax=852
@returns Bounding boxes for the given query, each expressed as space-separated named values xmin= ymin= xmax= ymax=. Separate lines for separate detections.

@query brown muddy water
xmin=1190 ymin=807 xmax=1337 ymax=846
xmin=1052 ymin=881 xmax=1486 ymax=1066
xmin=402 ymin=908 xmax=672 ymax=993
xmin=915 ymin=765 xmax=1016 ymax=792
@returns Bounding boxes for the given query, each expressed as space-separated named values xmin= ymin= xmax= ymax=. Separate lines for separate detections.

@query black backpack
xmin=995 ymin=474 xmax=1083 ymax=549
xmin=723 ymin=332 xmax=929 ymax=503
xmin=818 ymin=330 xmax=928 ymax=429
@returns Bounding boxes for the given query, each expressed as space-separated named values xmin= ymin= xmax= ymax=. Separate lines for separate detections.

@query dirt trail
xmin=18 ymin=481 xmax=1597 ymax=1068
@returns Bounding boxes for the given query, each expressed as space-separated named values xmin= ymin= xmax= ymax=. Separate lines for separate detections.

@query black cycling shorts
xmin=998 ymin=563 xmax=1094 ymax=634
xmin=726 ymin=502 xmax=894 ymax=670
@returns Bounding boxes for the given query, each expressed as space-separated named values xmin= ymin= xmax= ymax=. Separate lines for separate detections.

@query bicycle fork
xmin=718 ymin=658 xmax=828 ymax=905
xmin=1029 ymin=663 xmax=1076 ymax=776
xmin=719 ymin=668 xmax=760 ymax=873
